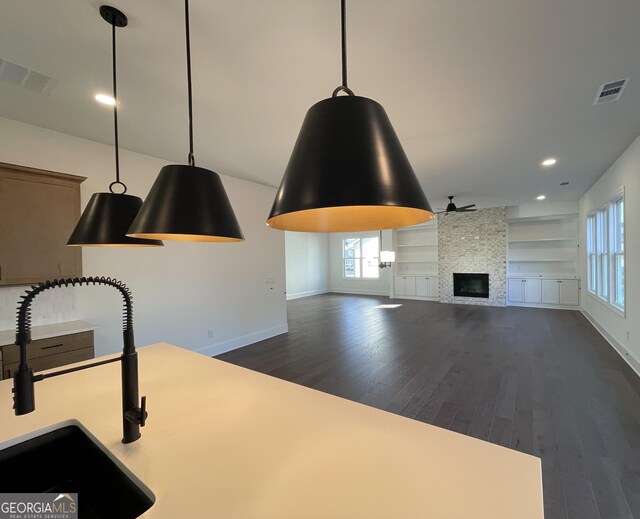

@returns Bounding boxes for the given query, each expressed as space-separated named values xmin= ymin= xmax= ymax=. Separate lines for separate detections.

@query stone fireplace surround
xmin=437 ymin=207 xmax=507 ymax=307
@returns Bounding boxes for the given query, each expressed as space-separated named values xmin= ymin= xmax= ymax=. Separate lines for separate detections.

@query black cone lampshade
xmin=68 ymin=5 xmax=162 ymax=248
xmin=267 ymin=95 xmax=433 ymax=232
xmin=127 ymin=165 xmax=244 ymax=242
xmin=267 ymin=0 xmax=433 ymax=232
xmin=68 ymin=193 xmax=163 ymax=247
xmin=127 ymin=0 xmax=243 ymax=243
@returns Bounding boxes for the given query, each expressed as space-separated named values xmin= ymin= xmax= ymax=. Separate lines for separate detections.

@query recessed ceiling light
xmin=95 ymin=93 xmax=116 ymax=106
xmin=541 ymin=158 xmax=557 ymax=167
xmin=536 ymin=195 xmax=546 ymax=200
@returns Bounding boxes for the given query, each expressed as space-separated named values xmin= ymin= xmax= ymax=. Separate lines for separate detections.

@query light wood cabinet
xmin=0 ymin=162 xmax=85 ymax=286
xmin=1 ymin=330 xmax=94 ymax=380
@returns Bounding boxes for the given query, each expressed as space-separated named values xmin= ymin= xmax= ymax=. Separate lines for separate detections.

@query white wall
xmin=580 ymin=133 xmax=640 ymax=373
xmin=328 ymin=230 xmax=392 ymax=296
xmin=0 ymin=117 xmax=287 ymax=357
xmin=285 ymin=232 xmax=329 ymax=300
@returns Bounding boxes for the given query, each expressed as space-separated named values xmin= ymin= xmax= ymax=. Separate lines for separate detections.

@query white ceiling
xmin=1 ymin=0 xmax=640 ymax=210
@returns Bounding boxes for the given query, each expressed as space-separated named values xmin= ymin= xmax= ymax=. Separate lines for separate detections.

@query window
xmin=343 ymin=237 xmax=379 ymax=279
xmin=596 ymin=207 xmax=608 ymax=300
xmin=586 ymin=190 xmax=624 ymax=312
xmin=612 ymin=197 xmax=624 ymax=308
xmin=586 ymin=214 xmax=596 ymax=293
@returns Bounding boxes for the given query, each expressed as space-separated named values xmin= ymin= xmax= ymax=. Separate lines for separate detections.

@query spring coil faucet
xmin=12 ymin=276 xmax=147 ymax=443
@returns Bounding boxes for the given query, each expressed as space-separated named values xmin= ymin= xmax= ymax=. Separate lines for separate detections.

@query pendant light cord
xmin=185 ymin=0 xmax=195 ymax=166
xmin=109 ymin=22 xmax=127 ymax=194
xmin=333 ymin=0 xmax=354 ymax=97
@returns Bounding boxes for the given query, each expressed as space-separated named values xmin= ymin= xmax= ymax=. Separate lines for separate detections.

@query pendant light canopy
xmin=68 ymin=6 xmax=162 ymax=247
xmin=127 ymin=0 xmax=243 ymax=242
xmin=267 ymin=0 xmax=433 ymax=232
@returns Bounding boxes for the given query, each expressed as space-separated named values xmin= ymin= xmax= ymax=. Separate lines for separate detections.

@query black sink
xmin=0 ymin=423 xmax=154 ymax=519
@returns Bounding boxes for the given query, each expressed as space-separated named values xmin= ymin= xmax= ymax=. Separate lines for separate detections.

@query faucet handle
xmin=140 ymin=395 xmax=147 ymax=427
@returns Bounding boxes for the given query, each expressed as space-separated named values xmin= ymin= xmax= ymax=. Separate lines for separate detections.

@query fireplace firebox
xmin=453 ymin=273 xmax=489 ymax=298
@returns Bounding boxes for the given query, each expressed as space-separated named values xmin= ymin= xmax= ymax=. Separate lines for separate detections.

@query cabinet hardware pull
xmin=41 ymin=343 xmax=64 ymax=350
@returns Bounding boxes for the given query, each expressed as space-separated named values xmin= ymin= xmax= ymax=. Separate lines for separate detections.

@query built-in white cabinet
xmin=509 ymin=278 xmax=579 ymax=307
xmin=395 ymin=276 xmax=416 ymax=297
xmin=394 ymin=275 xmax=439 ymax=300
xmin=416 ymin=276 xmax=439 ymax=298
xmin=508 ymin=278 xmax=541 ymax=304
xmin=541 ymin=279 xmax=579 ymax=305
xmin=506 ymin=213 xmax=579 ymax=308
xmin=392 ymin=219 xmax=439 ymax=300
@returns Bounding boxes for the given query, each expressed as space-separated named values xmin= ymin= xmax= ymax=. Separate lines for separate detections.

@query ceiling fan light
xmin=267 ymin=96 xmax=433 ymax=232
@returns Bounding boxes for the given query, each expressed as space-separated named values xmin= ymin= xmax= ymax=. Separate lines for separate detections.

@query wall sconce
xmin=379 ymin=250 xmax=395 ymax=269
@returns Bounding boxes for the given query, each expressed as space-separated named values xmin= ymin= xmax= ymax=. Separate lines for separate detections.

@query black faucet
xmin=11 ymin=277 xmax=147 ymax=444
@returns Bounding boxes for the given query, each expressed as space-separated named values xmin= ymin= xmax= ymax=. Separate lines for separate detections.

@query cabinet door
xmin=0 ymin=164 xmax=84 ymax=285
xmin=404 ymin=276 xmax=416 ymax=296
xmin=508 ymin=279 xmax=525 ymax=303
xmin=429 ymin=277 xmax=439 ymax=298
xmin=394 ymin=276 xmax=406 ymax=296
xmin=524 ymin=279 xmax=541 ymax=303
xmin=541 ymin=280 xmax=560 ymax=304
xmin=559 ymin=280 xmax=579 ymax=306
xmin=416 ymin=277 xmax=430 ymax=297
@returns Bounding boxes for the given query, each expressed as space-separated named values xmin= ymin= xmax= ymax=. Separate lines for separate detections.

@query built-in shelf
xmin=393 ymin=219 xmax=439 ymax=297
xmin=507 ymin=214 xmax=578 ymax=290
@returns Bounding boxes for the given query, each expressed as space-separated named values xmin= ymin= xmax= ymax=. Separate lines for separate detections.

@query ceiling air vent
xmin=593 ymin=78 xmax=629 ymax=106
xmin=0 ymin=57 xmax=57 ymax=94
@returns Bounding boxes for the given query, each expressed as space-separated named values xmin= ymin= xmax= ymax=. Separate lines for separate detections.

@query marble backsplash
xmin=0 ymin=286 xmax=77 ymax=331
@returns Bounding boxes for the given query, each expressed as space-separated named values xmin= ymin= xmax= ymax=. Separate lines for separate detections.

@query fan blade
xmin=456 ymin=204 xmax=476 ymax=211
xmin=459 ymin=208 xmax=477 ymax=212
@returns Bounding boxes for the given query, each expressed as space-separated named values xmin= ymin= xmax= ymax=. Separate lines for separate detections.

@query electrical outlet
xmin=208 ymin=329 xmax=214 ymax=339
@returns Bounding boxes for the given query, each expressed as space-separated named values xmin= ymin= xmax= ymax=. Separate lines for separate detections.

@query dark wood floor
xmin=218 ymin=293 xmax=640 ymax=519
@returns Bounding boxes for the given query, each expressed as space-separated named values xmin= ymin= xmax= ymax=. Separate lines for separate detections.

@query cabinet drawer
xmin=3 ymin=346 xmax=94 ymax=380
xmin=2 ymin=331 xmax=94 ymax=364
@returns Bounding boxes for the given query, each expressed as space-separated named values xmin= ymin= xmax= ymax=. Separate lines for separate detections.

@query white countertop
xmin=0 ymin=343 xmax=543 ymax=518
xmin=0 ymin=320 xmax=96 ymax=346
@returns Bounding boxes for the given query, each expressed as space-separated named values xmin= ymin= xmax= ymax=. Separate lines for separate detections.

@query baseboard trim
xmin=198 ymin=324 xmax=289 ymax=357
xmin=329 ymin=288 xmax=390 ymax=296
xmin=509 ymin=302 xmax=579 ymax=311
xmin=286 ymin=288 xmax=329 ymax=300
xmin=391 ymin=295 xmax=439 ymax=302
xmin=581 ymin=308 xmax=640 ymax=378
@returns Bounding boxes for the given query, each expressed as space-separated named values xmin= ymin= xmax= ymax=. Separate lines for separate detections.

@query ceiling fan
xmin=436 ymin=196 xmax=477 ymax=215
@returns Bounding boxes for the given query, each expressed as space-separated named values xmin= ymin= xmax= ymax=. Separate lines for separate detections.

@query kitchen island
xmin=0 ymin=343 xmax=543 ymax=518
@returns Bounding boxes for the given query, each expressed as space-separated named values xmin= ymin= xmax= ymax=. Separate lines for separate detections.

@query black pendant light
xmin=68 ymin=6 xmax=163 ymax=247
xmin=127 ymin=0 xmax=243 ymax=242
xmin=267 ymin=0 xmax=434 ymax=233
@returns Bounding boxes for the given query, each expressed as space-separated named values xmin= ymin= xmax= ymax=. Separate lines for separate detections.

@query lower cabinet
xmin=395 ymin=276 xmax=438 ymax=299
xmin=1 ymin=331 xmax=94 ymax=380
xmin=509 ymin=278 xmax=579 ymax=306
xmin=540 ymin=279 xmax=579 ymax=305
xmin=395 ymin=276 xmax=416 ymax=297
xmin=508 ymin=278 xmax=541 ymax=303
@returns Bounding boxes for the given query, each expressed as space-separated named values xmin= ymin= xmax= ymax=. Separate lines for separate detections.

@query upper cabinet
xmin=0 ymin=162 xmax=85 ymax=286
